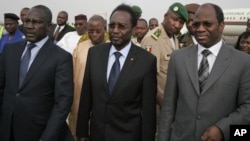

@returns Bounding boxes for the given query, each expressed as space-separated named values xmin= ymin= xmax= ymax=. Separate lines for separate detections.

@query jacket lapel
xmin=201 ymin=45 xmax=231 ymax=95
xmin=185 ymin=45 xmax=200 ymax=95
xmin=109 ymin=44 xmax=137 ymax=96
xmin=20 ymin=40 xmax=53 ymax=88
xmin=13 ymin=41 xmax=27 ymax=89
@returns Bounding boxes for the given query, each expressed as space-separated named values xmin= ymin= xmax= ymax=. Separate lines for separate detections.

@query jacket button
xmin=16 ymin=93 xmax=20 ymax=97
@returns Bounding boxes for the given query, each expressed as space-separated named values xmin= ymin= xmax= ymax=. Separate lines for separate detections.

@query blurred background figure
xmin=57 ymin=14 xmax=88 ymax=54
xmin=18 ymin=7 xmax=30 ymax=33
xmin=49 ymin=11 xmax=75 ymax=43
xmin=246 ymin=19 xmax=250 ymax=32
xmin=71 ymin=15 xmax=109 ymax=140
xmin=0 ymin=13 xmax=24 ymax=53
xmin=235 ymin=31 xmax=250 ymax=54
xmin=131 ymin=18 xmax=148 ymax=46
xmin=131 ymin=5 xmax=143 ymax=39
xmin=148 ymin=18 xmax=159 ymax=30
xmin=132 ymin=5 xmax=142 ymax=19
xmin=178 ymin=3 xmax=200 ymax=48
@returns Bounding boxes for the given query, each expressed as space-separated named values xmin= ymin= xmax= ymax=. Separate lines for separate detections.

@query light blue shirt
xmin=21 ymin=36 xmax=49 ymax=70
xmin=107 ymin=42 xmax=131 ymax=82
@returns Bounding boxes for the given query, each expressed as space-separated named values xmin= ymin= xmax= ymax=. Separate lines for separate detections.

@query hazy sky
xmin=1 ymin=0 xmax=250 ymax=23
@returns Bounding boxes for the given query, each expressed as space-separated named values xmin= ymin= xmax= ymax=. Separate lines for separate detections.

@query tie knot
xmin=202 ymin=49 xmax=211 ymax=57
xmin=114 ymin=52 xmax=122 ymax=59
xmin=27 ymin=43 xmax=36 ymax=50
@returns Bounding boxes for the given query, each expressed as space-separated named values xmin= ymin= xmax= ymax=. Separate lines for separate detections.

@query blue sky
xmin=1 ymin=0 xmax=250 ymax=23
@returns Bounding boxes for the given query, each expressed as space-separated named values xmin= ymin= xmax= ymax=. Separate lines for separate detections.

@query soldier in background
xmin=131 ymin=18 xmax=148 ymax=46
xmin=178 ymin=3 xmax=200 ymax=48
xmin=141 ymin=2 xmax=188 ymax=107
xmin=148 ymin=18 xmax=159 ymax=30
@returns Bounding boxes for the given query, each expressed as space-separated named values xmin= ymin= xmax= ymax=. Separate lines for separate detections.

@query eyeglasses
xmin=108 ymin=23 xmax=129 ymax=30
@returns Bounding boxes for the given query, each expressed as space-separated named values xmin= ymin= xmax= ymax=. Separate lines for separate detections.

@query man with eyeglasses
xmin=76 ymin=4 xmax=157 ymax=141
xmin=69 ymin=15 xmax=109 ymax=141
xmin=57 ymin=14 xmax=88 ymax=54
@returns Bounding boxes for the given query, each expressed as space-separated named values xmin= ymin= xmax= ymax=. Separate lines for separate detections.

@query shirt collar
xmin=198 ymin=39 xmax=223 ymax=57
xmin=109 ymin=42 xmax=132 ymax=57
xmin=27 ymin=36 xmax=49 ymax=49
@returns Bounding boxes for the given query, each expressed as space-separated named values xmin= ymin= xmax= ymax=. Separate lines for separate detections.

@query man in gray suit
xmin=158 ymin=3 xmax=250 ymax=141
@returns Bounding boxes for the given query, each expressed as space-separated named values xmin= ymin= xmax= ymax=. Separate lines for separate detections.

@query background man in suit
xmin=49 ymin=11 xmax=75 ymax=43
xmin=76 ymin=4 xmax=157 ymax=141
xmin=0 ymin=5 xmax=73 ymax=141
xmin=158 ymin=3 xmax=250 ymax=141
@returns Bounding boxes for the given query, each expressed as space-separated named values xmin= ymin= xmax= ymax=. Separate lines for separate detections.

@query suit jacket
xmin=141 ymin=24 xmax=179 ymax=105
xmin=157 ymin=44 xmax=250 ymax=141
xmin=76 ymin=43 xmax=157 ymax=141
xmin=49 ymin=24 xmax=75 ymax=42
xmin=0 ymin=39 xmax=74 ymax=141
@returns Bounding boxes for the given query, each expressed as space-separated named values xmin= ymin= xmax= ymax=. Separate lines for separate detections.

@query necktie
xmin=53 ymin=26 xmax=61 ymax=41
xmin=108 ymin=52 xmax=122 ymax=93
xmin=198 ymin=49 xmax=211 ymax=92
xmin=19 ymin=43 xmax=36 ymax=87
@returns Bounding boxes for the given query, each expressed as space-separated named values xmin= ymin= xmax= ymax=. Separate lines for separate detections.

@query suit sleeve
xmin=76 ymin=48 xmax=92 ymax=138
xmin=41 ymin=52 xmax=74 ymax=140
xmin=157 ymin=51 xmax=178 ymax=141
xmin=215 ymin=57 xmax=250 ymax=141
xmin=0 ymin=51 xmax=5 ymax=120
xmin=141 ymin=56 xmax=157 ymax=141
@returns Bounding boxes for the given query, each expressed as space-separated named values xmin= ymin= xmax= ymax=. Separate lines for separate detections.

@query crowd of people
xmin=0 ymin=2 xmax=250 ymax=141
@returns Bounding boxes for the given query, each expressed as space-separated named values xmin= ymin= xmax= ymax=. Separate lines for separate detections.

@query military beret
xmin=185 ymin=3 xmax=200 ymax=14
xmin=169 ymin=2 xmax=188 ymax=22
xmin=4 ymin=13 xmax=19 ymax=21
xmin=75 ymin=14 xmax=87 ymax=21
xmin=132 ymin=5 xmax=142 ymax=14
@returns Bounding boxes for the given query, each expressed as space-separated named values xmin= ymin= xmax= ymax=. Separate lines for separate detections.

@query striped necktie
xmin=198 ymin=49 xmax=211 ymax=92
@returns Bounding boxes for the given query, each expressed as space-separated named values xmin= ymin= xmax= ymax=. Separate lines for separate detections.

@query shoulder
xmin=65 ymin=24 xmax=75 ymax=31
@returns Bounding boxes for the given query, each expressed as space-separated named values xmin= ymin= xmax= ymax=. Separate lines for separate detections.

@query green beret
xmin=169 ymin=2 xmax=188 ymax=22
xmin=132 ymin=5 xmax=142 ymax=14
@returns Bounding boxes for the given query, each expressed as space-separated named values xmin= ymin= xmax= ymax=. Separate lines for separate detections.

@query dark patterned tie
xmin=19 ymin=43 xmax=36 ymax=87
xmin=108 ymin=52 xmax=122 ymax=93
xmin=53 ymin=26 xmax=61 ymax=42
xmin=198 ymin=49 xmax=211 ymax=92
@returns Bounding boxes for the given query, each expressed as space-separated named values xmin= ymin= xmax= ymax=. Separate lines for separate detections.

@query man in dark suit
xmin=48 ymin=11 xmax=75 ymax=43
xmin=0 ymin=5 xmax=73 ymax=141
xmin=158 ymin=3 xmax=250 ymax=141
xmin=76 ymin=4 xmax=157 ymax=141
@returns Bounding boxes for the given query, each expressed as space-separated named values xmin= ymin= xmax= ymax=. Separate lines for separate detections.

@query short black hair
xmin=138 ymin=18 xmax=148 ymax=27
xmin=110 ymin=4 xmax=137 ymax=28
xmin=32 ymin=5 xmax=52 ymax=24
xmin=211 ymin=4 xmax=224 ymax=23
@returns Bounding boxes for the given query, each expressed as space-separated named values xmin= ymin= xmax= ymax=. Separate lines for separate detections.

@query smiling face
xmin=108 ymin=10 xmax=133 ymax=50
xmin=192 ymin=4 xmax=224 ymax=48
xmin=23 ymin=8 xmax=51 ymax=43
